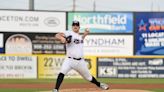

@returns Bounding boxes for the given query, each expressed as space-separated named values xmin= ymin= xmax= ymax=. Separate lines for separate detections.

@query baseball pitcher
xmin=53 ymin=20 xmax=109 ymax=92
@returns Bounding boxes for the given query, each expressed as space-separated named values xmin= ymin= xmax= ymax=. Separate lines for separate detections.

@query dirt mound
xmin=41 ymin=88 xmax=152 ymax=92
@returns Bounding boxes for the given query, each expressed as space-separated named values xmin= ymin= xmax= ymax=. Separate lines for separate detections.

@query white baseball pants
xmin=60 ymin=57 xmax=92 ymax=81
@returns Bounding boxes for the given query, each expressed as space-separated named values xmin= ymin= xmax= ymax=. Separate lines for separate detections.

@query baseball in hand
xmin=85 ymin=28 xmax=90 ymax=32
xmin=84 ymin=28 xmax=90 ymax=35
xmin=61 ymin=37 xmax=66 ymax=43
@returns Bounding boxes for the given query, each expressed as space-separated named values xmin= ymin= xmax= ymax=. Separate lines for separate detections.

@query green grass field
xmin=1 ymin=78 xmax=164 ymax=84
xmin=0 ymin=78 xmax=164 ymax=92
xmin=0 ymin=88 xmax=48 ymax=92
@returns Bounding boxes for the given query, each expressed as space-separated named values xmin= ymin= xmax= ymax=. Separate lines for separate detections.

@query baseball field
xmin=0 ymin=78 xmax=164 ymax=92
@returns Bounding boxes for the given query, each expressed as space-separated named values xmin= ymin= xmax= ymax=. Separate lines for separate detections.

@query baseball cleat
xmin=52 ymin=89 xmax=58 ymax=92
xmin=100 ymin=83 xmax=109 ymax=90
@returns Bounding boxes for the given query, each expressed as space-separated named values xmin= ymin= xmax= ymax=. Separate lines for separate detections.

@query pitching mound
xmin=40 ymin=88 xmax=152 ymax=92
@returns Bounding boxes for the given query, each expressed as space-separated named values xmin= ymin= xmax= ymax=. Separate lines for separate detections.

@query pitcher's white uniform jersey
xmin=65 ymin=31 xmax=84 ymax=58
xmin=60 ymin=30 xmax=92 ymax=81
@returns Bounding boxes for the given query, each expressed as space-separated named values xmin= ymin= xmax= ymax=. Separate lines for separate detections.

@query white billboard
xmin=0 ymin=56 xmax=37 ymax=79
xmin=84 ymin=35 xmax=133 ymax=56
xmin=0 ymin=10 xmax=66 ymax=33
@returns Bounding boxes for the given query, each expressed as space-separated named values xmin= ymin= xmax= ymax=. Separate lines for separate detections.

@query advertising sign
xmin=0 ymin=10 xmax=66 ymax=33
xmin=0 ymin=33 xmax=3 ymax=48
xmin=0 ymin=56 xmax=37 ymax=79
xmin=38 ymin=55 xmax=82 ymax=79
xmin=135 ymin=12 xmax=164 ymax=55
xmin=68 ymin=12 xmax=133 ymax=33
xmin=38 ymin=55 xmax=96 ymax=79
xmin=84 ymin=35 xmax=133 ymax=56
xmin=98 ymin=57 xmax=164 ymax=78
xmin=0 ymin=33 xmax=4 ymax=53
xmin=4 ymin=33 xmax=65 ymax=54
xmin=5 ymin=34 xmax=32 ymax=54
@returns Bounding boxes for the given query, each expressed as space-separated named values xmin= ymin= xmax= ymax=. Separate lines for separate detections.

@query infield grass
xmin=0 ymin=78 xmax=164 ymax=84
xmin=149 ymin=89 xmax=164 ymax=92
xmin=0 ymin=88 xmax=48 ymax=92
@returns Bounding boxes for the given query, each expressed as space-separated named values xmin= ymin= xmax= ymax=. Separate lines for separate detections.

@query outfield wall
xmin=0 ymin=10 xmax=164 ymax=79
xmin=0 ymin=55 xmax=164 ymax=79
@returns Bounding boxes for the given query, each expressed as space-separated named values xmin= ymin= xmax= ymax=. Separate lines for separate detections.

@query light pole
xmin=29 ymin=0 xmax=34 ymax=10
xmin=151 ymin=0 xmax=160 ymax=11
xmin=73 ymin=0 xmax=76 ymax=11
xmin=93 ymin=0 xmax=96 ymax=11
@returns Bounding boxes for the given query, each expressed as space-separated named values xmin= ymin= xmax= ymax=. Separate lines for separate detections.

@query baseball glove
xmin=65 ymin=35 xmax=72 ymax=43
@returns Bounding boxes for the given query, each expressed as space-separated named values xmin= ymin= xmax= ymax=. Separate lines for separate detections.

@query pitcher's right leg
xmin=53 ymin=58 xmax=72 ymax=91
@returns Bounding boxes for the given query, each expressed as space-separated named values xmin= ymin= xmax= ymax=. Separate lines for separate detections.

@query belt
xmin=68 ymin=57 xmax=82 ymax=60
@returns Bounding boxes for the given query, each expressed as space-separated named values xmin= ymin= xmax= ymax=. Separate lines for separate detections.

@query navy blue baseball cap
xmin=72 ymin=20 xmax=80 ymax=26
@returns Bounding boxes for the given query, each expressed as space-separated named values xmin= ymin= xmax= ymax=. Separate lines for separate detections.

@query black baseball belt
xmin=68 ymin=57 xmax=82 ymax=60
